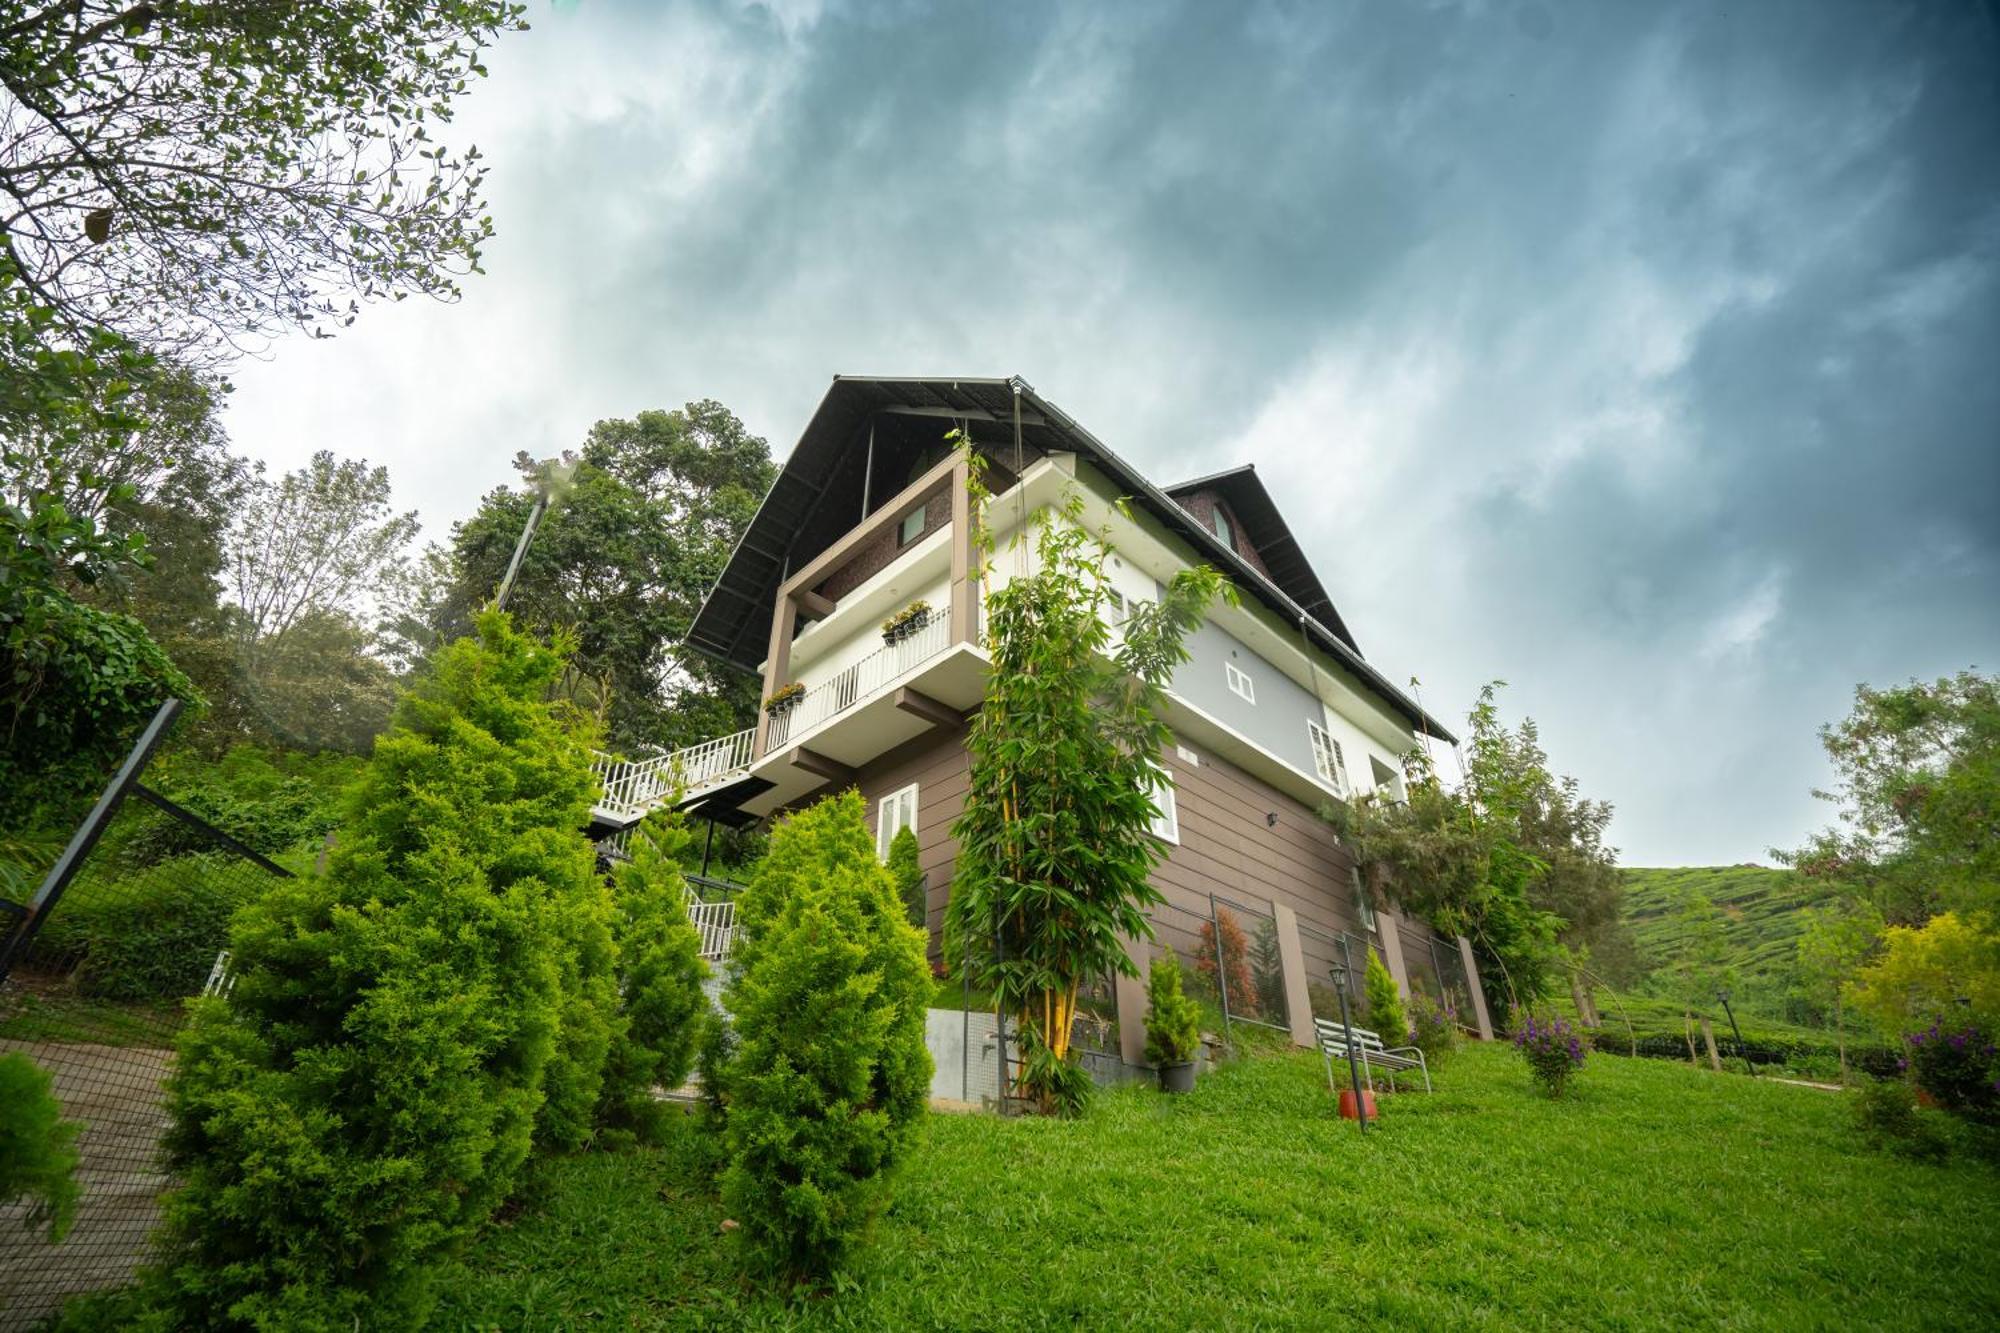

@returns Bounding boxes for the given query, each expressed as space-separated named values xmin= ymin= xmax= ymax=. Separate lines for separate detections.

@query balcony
xmin=765 ymin=610 xmax=952 ymax=749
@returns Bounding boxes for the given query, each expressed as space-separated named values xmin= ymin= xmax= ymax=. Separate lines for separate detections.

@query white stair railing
xmin=687 ymin=899 xmax=736 ymax=962
xmin=590 ymin=725 xmax=756 ymax=823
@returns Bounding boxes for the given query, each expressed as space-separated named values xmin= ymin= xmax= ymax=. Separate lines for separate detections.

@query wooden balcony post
xmin=753 ymin=594 xmax=797 ymax=762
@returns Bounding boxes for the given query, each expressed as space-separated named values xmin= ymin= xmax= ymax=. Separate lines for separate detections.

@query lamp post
xmin=1331 ymin=962 xmax=1368 ymax=1134
xmin=1716 ymin=987 xmax=1752 ymax=1077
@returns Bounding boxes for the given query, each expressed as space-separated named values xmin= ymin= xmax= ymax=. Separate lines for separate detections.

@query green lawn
xmin=436 ymin=1044 xmax=2000 ymax=1331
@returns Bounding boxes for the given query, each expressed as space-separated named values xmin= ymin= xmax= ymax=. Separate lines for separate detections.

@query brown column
xmin=1457 ymin=934 xmax=1496 ymax=1039
xmin=1116 ymin=932 xmax=1149 ymax=1066
xmin=1375 ymin=907 xmax=1412 ymax=1002
xmin=752 ymin=594 xmax=797 ymax=761
xmin=1273 ymin=903 xmax=1315 ymax=1050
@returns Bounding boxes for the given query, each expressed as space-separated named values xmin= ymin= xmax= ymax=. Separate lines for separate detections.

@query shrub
xmin=1409 ymin=988 xmax=1460 ymax=1063
xmin=1849 ymin=912 xmax=2000 ymax=1036
xmin=1249 ymin=919 xmax=1286 ymax=1019
xmin=1196 ymin=907 xmax=1258 ymax=1018
xmin=31 ymin=855 xmax=266 ymax=1001
xmin=886 ymin=825 xmax=926 ymax=932
xmin=1364 ymin=948 xmax=1406 ymax=1044
xmin=719 ymin=792 xmax=931 ymax=1286
xmin=1905 ymin=1020 xmax=2000 ymax=1125
xmin=120 ymin=746 xmax=361 ymax=864
xmin=1514 ymin=1012 xmax=1588 ymax=1097
xmin=1144 ymin=947 xmax=1202 ymax=1066
xmin=1854 ymin=1077 xmax=1952 ymax=1162
xmin=0 ymin=1052 xmax=81 ymax=1242
xmin=140 ymin=612 xmax=606 ymax=1330
xmin=598 ymin=813 xmax=711 ymax=1142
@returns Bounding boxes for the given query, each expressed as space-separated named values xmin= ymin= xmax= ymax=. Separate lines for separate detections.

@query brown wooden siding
xmin=841 ymin=723 xmax=1375 ymax=972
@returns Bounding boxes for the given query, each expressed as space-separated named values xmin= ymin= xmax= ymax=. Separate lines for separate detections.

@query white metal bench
xmin=1314 ymin=1017 xmax=1431 ymax=1094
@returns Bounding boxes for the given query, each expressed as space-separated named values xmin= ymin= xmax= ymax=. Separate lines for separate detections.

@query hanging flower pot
xmin=763 ymin=682 xmax=805 ymax=716
xmin=881 ymin=600 xmax=932 ymax=645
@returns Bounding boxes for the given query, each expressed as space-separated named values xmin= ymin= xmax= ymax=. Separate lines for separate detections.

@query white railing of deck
xmin=688 ymin=899 xmax=736 ymax=962
xmin=765 ymin=610 xmax=951 ymax=750
xmin=590 ymin=725 xmax=756 ymax=823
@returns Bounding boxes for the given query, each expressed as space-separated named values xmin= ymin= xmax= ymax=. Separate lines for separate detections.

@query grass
xmin=435 ymin=1043 xmax=2000 ymax=1330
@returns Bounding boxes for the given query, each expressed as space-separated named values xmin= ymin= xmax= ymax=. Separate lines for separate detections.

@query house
xmin=593 ymin=375 xmax=1494 ymax=1063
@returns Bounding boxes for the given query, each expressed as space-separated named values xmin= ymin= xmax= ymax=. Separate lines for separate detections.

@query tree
xmin=1847 ymin=912 xmax=2000 ymax=1038
xmin=1364 ymin=948 xmax=1407 ymax=1042
xmin=946 ymin=485 xmax=1224 ymax=1114
xmin=144 ymin=612 xmax=605 ymax=1329
xmin=1796 ymin=903 xmax=1878 ymax=1081
xmin=1195 ymin=906 xmax=1257 ymax=1018
xmin=1667 ymin=886 xmax=1732 ymax=1063
xmin=1779 ymin=672 xmax=1999 ymax=928
xmin=1327 ymin=685 xmax=1576 ymax=1019
xmin=1249 ymin=917 xmax=1286 ymax=1019
xmin=431 ymin=403 xmax=775 ymax=753
xmin=597 ymin=811 xmax=711 ymax=1143
xmin=886 ymin=824 xmax=926 ymax=932
xmin=0 ymin=1051 xmax=80 ymax=1243
xmin=0 ymin=0 xmax=528 ymax=357
xmin=227 ymin=450 xmax=419 ymax=651
xmin=718 ymin=792 xmax=930 ymax=1286
xmin=2 ymin=479 xmax=195 ymax=820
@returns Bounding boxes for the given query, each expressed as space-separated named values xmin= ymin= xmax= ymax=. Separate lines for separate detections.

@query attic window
xmin=1209 ymin=504 xmax=1234 ymax=549
xmin=898 ymin=509 xmax=925 ymax=547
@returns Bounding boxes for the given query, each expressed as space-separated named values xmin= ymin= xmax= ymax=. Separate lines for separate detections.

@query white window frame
xmin=1308 ymin=721 xmax=1350 ymax=794
xmin=876 ymin=782 xmax=919 ymax=861
xmin=1225 ymin=659 xmax=1255 ymax=704
xmin=1145 ymin=764 xmax=1179 ymax=845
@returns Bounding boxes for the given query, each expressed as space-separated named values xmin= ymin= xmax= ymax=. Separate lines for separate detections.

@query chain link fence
xmin=1 ymin=702 xmax=293 ymax=1329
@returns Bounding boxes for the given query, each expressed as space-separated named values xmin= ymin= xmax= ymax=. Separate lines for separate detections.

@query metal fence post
xmin=0 ymin=699 xmax=181 ymax=983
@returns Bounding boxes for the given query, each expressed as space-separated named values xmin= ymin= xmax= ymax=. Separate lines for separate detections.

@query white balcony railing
xmin=764 ymin=610 xmax=952 ymax=750
xmin=590 ymin=725 xmax=756 ymax=824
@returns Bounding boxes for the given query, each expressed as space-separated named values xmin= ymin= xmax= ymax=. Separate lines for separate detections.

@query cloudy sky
xmin=223 ymin=0 xmax=1999 ymax=866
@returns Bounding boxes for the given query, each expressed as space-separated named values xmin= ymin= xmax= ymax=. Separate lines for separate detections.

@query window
xmin=1106 ymin=588 xmax=1127 ymax=623
xmin=898 ymin=508 xmax=925 ymax=548
xmin=1145 ymin=765 xmax=1179 ymax=844
xmin=876 ymin=782 xmax=919 ymax=860
xmin=1370 ymin=756 xmax=1405 ymax=803
xmin=1225 ymin=659 xmax=1255 ymax=704
xmin=1308 ymin=721 xmax=1350 ymax=794
xmin=1209 ymin=504 xmax=1234 ymax=550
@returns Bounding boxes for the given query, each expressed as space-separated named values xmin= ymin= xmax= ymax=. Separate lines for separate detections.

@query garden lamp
xmin=1330 ymin=962 xmax=1368 ymax=1134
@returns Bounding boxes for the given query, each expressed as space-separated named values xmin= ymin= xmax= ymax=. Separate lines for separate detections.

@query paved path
xmin=0 ymin=1039 xmax=173 ymax=1331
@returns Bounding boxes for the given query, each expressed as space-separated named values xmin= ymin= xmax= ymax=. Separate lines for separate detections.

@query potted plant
xmin=763 ymin=682 xmax=805 ymax=716
xmin=881 ymin=600 xmax=932 ymax=645
xmin=1144 ymin=947 xmax=1203 ymax=1093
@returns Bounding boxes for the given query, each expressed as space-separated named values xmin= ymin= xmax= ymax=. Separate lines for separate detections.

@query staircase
xmin=589 ymin=726 xmax=756 ymax=827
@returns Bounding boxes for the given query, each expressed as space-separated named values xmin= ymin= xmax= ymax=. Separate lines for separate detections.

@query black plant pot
xmin=1158 ymin=1061 xmax=1197 ymax=1094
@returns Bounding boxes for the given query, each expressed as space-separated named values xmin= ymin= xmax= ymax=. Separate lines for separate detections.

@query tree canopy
xmin=431 ymin=401 xmax=774 ymax=753
xmin=0 ymin=0 xmax=528 ymax=356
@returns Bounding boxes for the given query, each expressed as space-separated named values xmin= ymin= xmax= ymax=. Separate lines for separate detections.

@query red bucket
xmin=1338 ymin=1088 xmax=1378 ymax=1121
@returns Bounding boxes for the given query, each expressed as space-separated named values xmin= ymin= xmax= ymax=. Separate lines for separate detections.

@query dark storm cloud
xmin=227 ymin=0 xmax=2000 ymax=862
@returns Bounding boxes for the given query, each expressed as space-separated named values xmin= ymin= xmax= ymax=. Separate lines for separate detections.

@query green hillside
xmin=1620 ymin=865 xmax=1828 ymax=1016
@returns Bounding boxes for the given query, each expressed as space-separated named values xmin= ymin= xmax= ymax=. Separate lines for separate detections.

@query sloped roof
xmin=1164 ymin=464 xmax=1359 ymax=655
xmin=685 ymin=375 xmax=1454 ymax=743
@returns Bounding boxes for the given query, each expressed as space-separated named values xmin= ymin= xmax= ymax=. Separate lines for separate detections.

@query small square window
xmin=898 ymin=509 xmax=925 ymax=547
xmin=1225 ymin=660 xmax=1255 ymax=704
